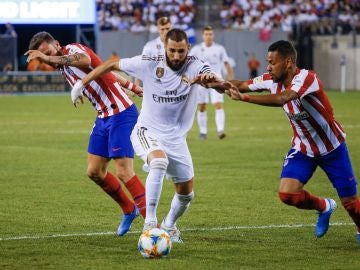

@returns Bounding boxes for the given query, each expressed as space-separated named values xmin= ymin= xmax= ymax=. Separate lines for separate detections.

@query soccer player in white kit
xmin=142 ymin=17 xmax=172 ymax=57
xmin=190 ymin=26 xmax=234 ymax=140
xmin=71 ymin=28 xmax=221 ymax=243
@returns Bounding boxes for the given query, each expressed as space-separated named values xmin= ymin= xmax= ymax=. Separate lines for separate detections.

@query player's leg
xmin=131 ymin=126 xmax=168 ymax=230
xmin=278 ymin=148 xmax=336 ymax=238
xmin=87 ymin=116 xmax=136 ymax=236
xmin=210 ymin=89 xmax=226 ymax=139
xmin=108 ymin=107 xmax=146 ymax=219
xmin=87 ymin=154 xmax=135 ymax=218
xmin=196 ymin=87 xmax=209 ymax=139
xmin=161 ymin=143 xmax=195 ymax=243
xmin=320 ymin=142 xmax=360 ymax=245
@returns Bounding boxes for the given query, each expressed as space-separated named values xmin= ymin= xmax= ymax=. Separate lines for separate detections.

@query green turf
xmin=0 ymin=92 xmax=359 ymax=269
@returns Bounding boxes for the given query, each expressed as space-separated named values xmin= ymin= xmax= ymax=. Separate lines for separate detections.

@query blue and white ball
xmin=138 ymin=228 xmax=172 ymax=258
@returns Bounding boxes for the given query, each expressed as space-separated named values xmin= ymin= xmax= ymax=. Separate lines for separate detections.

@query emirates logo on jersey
xmin=156 ymin=67 xmax=164 ymax=78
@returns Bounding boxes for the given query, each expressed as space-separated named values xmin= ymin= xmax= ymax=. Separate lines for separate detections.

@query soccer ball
xmin=138 ymin=228 xmax=172 ymax=258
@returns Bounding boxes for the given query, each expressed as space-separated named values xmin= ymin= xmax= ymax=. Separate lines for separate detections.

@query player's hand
xmin=227 ymin=86 xmax=246 ymax=101
xmin=71 ymin=80 xmax=85 ymax=107
xmin=190 ymin=73 xmax=221 ymax=87
xmin=24 ymin=50 xmax=48 ymax=63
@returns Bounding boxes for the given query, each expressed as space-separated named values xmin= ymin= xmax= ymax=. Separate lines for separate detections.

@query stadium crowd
xmin=96 ymin=0 xmax=195 ymax=32
xmin=221 ymin=0 xmax=360 ymax=36
xmin=96 ymin=0 xmax=360 ymax=38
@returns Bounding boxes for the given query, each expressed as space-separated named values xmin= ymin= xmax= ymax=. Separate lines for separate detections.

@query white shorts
xmin=196 ymin=87 xmax=224 ymax=104
xmin=130 ymin=125 xmax=194 ymax=183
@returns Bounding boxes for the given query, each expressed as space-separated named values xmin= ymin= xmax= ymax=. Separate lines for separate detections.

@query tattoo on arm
xmin=58 ymin=54 xmax=81 ymax=66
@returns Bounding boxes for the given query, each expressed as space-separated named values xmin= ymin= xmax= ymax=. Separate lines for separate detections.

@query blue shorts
xmin=281 ymin=142 xmax=357 ymax=198
xmin=88 ymin=104 xmax=138 ymax=159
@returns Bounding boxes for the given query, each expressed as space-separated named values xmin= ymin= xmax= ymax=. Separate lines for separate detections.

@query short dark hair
xmin=28 ymin=31 xmax=56 ymax=50
xmin=165 ymin=28 xmax=188 ymax=45
xmin=203 ymin=26 xmax=213 ymax=32
xmin=157 ymin=16 xmax=171 ymax=26
xmin=268 ymin=40 xmax=297 ymax=61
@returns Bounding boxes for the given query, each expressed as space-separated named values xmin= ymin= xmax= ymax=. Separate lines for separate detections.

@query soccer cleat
xmin=161 ymin=219 xmax=183 ymax=243
xmin=218 ymin=132 xmax=226 ymax=140
xmin=315 ymin=198 xmax=337 ymax=238
xmin=199 ymin=133 xmax=207 ymax=140
xmin=357 ymin=233 xmax=360 ymax=247
xmin=142 ymin=221 xmax=158 ymax=232
xmin=116 ymin=206 xmax=139 ymax=236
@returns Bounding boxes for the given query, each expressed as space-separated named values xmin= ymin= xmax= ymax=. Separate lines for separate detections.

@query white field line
xmin=0 ymin=222 xmax=353 ymax=241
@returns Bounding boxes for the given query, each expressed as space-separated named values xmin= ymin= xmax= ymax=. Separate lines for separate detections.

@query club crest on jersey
xmin=156 ymin=67 xmax=164 ymax=78
xmin=253 ymin=75 xmax=264 ymax=84
xmin=181 ymin=75 xmax=190 ymax=85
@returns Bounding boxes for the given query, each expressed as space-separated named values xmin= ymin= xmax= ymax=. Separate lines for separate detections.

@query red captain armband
xmin=242 ymin=94 xmax=250 ymax=102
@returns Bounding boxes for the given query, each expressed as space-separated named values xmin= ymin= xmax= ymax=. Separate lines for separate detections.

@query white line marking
xmin=0 ymin=222 xmax=353 ymax=241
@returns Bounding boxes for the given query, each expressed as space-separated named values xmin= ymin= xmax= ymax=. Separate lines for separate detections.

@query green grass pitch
xmin=0 ymin=92 xmax=359 ymax=269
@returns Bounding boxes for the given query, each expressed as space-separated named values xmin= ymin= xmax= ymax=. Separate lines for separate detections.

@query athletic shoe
xmin=357 ymin=233 xmax=360 ymax=247
xmin=315 ymin=198 xmax=337 ymax=238
xmin=116 ymin=206 xmax=139 ymax=236
xmin=161 ymin=219 xmax=183 ymax=243
xmin=142 ymin=221 xmax=158 ymax=232
xmin=199 ymin=133 xmax=207 ymax=140
xmin=218 ymin=132 xmax=226 ymax=140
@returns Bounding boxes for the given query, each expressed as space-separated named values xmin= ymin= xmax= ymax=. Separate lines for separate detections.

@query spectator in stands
xmin=247 ymin=53 xmax=261 ymax=79
xmin=2 ymin=63 xmax=13 ymax=72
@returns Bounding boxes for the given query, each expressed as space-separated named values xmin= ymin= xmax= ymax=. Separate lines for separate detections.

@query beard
xmin=165 ymin=53 xmax=187 ymax=71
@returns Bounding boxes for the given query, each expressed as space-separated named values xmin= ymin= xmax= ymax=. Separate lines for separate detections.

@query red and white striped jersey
xmin=247 ymin=68 xmax=346 ymax=157
xmin=60 ymin=43 xmax=133 ymax=118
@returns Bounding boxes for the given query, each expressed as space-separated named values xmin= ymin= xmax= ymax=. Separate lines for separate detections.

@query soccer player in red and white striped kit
xmin=195 ymin=40 xmax=360 ymax=246
xmin=25 ymin=32 xmax=145 ymax=236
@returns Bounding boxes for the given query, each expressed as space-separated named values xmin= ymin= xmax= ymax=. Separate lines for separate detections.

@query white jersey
xmin=142 ymin=37 xmax=164 ymax=57
xmin=120 ymin=55 xmax=212 ymax=143
xmin=190 ymin=42 xmax=229 ymax=77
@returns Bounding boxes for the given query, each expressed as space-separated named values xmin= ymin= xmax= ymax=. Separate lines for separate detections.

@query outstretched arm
xmin=70 ymin=58 xmax=121 ymax=106
xmin=228 ymin=87 xmax=298 ymax=107
xmin=82 ymin=59 xmax=120 ymax=85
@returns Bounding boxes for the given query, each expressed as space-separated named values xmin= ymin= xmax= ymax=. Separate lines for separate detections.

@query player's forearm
xmin=47 ymin=53 xmax=90 ymax=68
xmin=82 ymin=59 xmax=119 ymax=86
xmin=241 ymin=91 xmax=297 ymax=106
xmin=229 ymin=80 xmax=251 ymax=92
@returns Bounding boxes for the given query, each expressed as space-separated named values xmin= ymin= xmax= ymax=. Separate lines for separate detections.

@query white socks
xmin=215 ymin=108 xmax=225 ymax=133
xmin=163 ymin=191 xmax=194 ymax=228
xmin=197 ymin=111 xmax=207 ymax=134
xmin=145 ymin=158 xmax=168 ymax=224
xmin=198 ymin=109 xmax=225 ymax=134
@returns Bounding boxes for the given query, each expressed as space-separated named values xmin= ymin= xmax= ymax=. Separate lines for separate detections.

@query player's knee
xmin=86 ymin=168 xmax=104 ymax=183
xmin=149 ymin=157 xmax=169 ymax=171
xmin=278 ymin=191 xmax=301 ymax=206
xmin=177 ymin=191 xmax=194 ymax=205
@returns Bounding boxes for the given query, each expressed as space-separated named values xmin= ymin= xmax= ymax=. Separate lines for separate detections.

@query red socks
xmin=98 ymin=172 xmax=134 ymax=214
xmin=125 ymin=175 xmax=146 ymax=218
xmin=342 ymin=199 xmax=360 ymax=233
xmin=279 ymin=190 xmax=326 ymax=211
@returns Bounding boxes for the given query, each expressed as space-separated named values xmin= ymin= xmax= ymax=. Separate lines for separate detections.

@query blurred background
xmin=1 ymin=0 xmax=360 ymax=92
